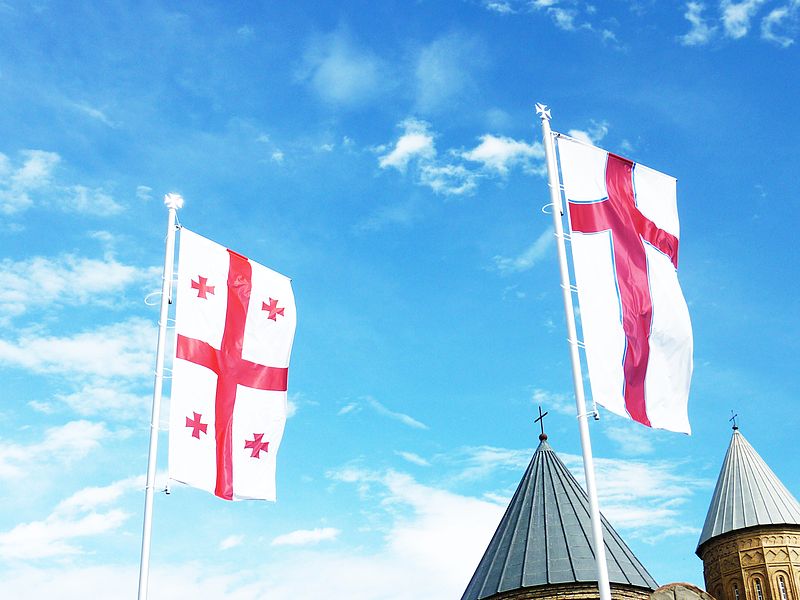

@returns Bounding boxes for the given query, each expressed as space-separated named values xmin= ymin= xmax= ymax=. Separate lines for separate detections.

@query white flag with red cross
xmin=168 ymin=228 xmax=296 ymax=500
xmin=557 ymin=136 xmax=693 ymax=434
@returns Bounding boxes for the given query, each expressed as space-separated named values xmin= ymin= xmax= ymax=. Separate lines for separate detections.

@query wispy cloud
xmin=680 ymin=2 xmax=718 ymax=45
xmin=70 ymin=102 xmax=119 ymax=128
xmin=531 ymin=387 xmax=575 ymax=416
xmin=0 ymin=317 xmax=155 ymax=378
xmin=0 ymin=150 xmax=122 ymax=215
xmin=337 ymin=397 xmax=429 ymax=429
xmin=395 ymin=451 xmax=431 ymax=467
xmin=563 ymin=453 xmax=712 ymax=542
xmin=368 ymin=397 xmax=428 ymax=429
xmin=761 ymin=3 xmax=799 ymax=46
xmin=721 ymin=0 xmax=769 ymax=38
xmin=297 ymin=29 xmax=386 ymax=107
xmin=0 ymin=253 xmax=157 ymax=322
xmin=271 ymin=527 xmax=340 ymax=547
xmin=0 ymin=150 xmax=59 ymax=213
xmin=219 ymin=534 xmax=245 ymax=550
xmin=566 ymin=121 xmax=609 ymax=146
xmin=492 ymin=229 xmax=553 ymax=274
xmin=0 ymin=420 xmax=111 ymax=480
xmin=414 ymin=33 xmax=487 ymax=114
xmin=0 ymin=476 xmax=140 ymax=560
xmin=449 ymin=445 xmax=532 ymax=481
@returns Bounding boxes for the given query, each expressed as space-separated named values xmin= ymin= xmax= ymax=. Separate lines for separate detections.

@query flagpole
xmin=537 ymin=104 xmax=612 ymax=600
xmin=137 ymin=192 xmax=183 ymax=600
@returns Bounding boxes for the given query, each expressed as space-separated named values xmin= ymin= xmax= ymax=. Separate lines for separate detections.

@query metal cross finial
xmin=535 ymin=103 xmax=551 ymax=120
xmin=729 ymin=410 xmax=739 ymax=430
xmin=534 ymin=405 xmax=549 ymax=440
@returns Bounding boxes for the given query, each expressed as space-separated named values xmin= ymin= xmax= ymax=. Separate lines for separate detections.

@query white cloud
xmin=721 ymin=0 xmax=768 ymax=38
xmin=680 ymin=2 xmax=718 ymax=45
xmin=378 ymin=118 xmax=435 ymax=172
xmin=0 ymin=317 xmax=156 ymax=378
xmin=492 ymin=229 xmax=553 ymax=274
xmin=462 ymin=134 xmax=543 ymax=176
xmin=298 ymin=30 xmax=385 ymax=106
xmin=271 ymin=527 xmax=340 ymax=547
xmin=0 ymin=420 xmax=111 ymax=480
xmin=0 ymin=476 xmax=140 ymax=560
xmin=0 ymin=253 xmax=157 ymax=321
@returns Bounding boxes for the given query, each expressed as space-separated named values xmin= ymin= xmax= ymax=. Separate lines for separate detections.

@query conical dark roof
xmin=461 ymin=436 xmax=657 ymax=600
xmin=696 ymin=428 xmax=800 ymax=553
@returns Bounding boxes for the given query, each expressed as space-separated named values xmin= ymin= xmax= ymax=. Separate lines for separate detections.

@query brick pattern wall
xmin=699 ymin=527 xmax=800 ymax=600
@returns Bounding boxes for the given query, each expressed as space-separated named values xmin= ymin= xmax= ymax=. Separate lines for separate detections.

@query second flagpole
xmin=137 ymin=192 xmax=183 ymax=600
xmin=537 ymin=104 xmax=612 ymax=600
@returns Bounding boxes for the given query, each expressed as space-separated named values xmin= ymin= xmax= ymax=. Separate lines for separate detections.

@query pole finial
xmin=729 ymin=410 xmax=739 ymax=431
xmin=535 ymin=405 xmax=549 ymax=441
xmin=535 ymin=103 xmax=551 ymax=121
xmin=164 ymin=193 xmax=184 ymax=210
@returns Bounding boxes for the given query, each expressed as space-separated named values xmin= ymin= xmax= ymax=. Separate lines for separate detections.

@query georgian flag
xmin=168 ymin=228 xmax=296 ymax=500
xmin=557 ymin=136 xmax=693 ymax=433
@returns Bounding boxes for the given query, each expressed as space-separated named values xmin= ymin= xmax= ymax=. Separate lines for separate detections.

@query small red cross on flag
xmin=168 ymin=228 xmax=296 ymax=501
xmin=557 ymin=136 xmax=693 ymax=434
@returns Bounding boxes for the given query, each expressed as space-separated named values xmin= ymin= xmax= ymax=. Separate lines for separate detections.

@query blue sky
xmin=1 ymin=1 xmax=798 ymax=598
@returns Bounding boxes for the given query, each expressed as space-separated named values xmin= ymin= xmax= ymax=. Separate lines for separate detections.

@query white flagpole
xmin=137 ymin=192 xmax=183 ymax=600
xmin=536 ymin=104 xmax=612 ymax=600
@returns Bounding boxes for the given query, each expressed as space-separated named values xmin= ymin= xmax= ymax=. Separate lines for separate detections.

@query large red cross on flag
xmin=557 ymin=136 xmax=693 ymax=433
xmin=168 ymin=228 xmax=296 ymax=500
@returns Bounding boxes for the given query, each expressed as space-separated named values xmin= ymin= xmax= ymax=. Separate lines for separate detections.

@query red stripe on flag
xmin=568 ymin=153 xmax=679 ymax=427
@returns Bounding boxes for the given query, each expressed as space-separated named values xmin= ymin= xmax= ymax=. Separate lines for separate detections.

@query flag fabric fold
xmin=168 ymin=228 xmax=296 ymax=500
xmin=557 ymin=135 xmax=693 ymax=433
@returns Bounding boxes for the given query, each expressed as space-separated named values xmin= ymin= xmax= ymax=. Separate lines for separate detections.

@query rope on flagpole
xmin=138 ymin=192 xmax=183 ymax=600
xmin=536 ymin=103 xmax=612 ymax=600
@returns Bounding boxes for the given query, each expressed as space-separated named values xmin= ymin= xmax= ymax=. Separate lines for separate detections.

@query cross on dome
xmin=534 ymin=405 xmax=549 ymax=441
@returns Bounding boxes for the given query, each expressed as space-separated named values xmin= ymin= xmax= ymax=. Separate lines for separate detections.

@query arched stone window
xmin=778 ymin=574 xmax=790 ymax=600
xmin=754 ymin=578 xmax=764 ymax=600
xmin=731 ymin=582 xmax=740 ymax=600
